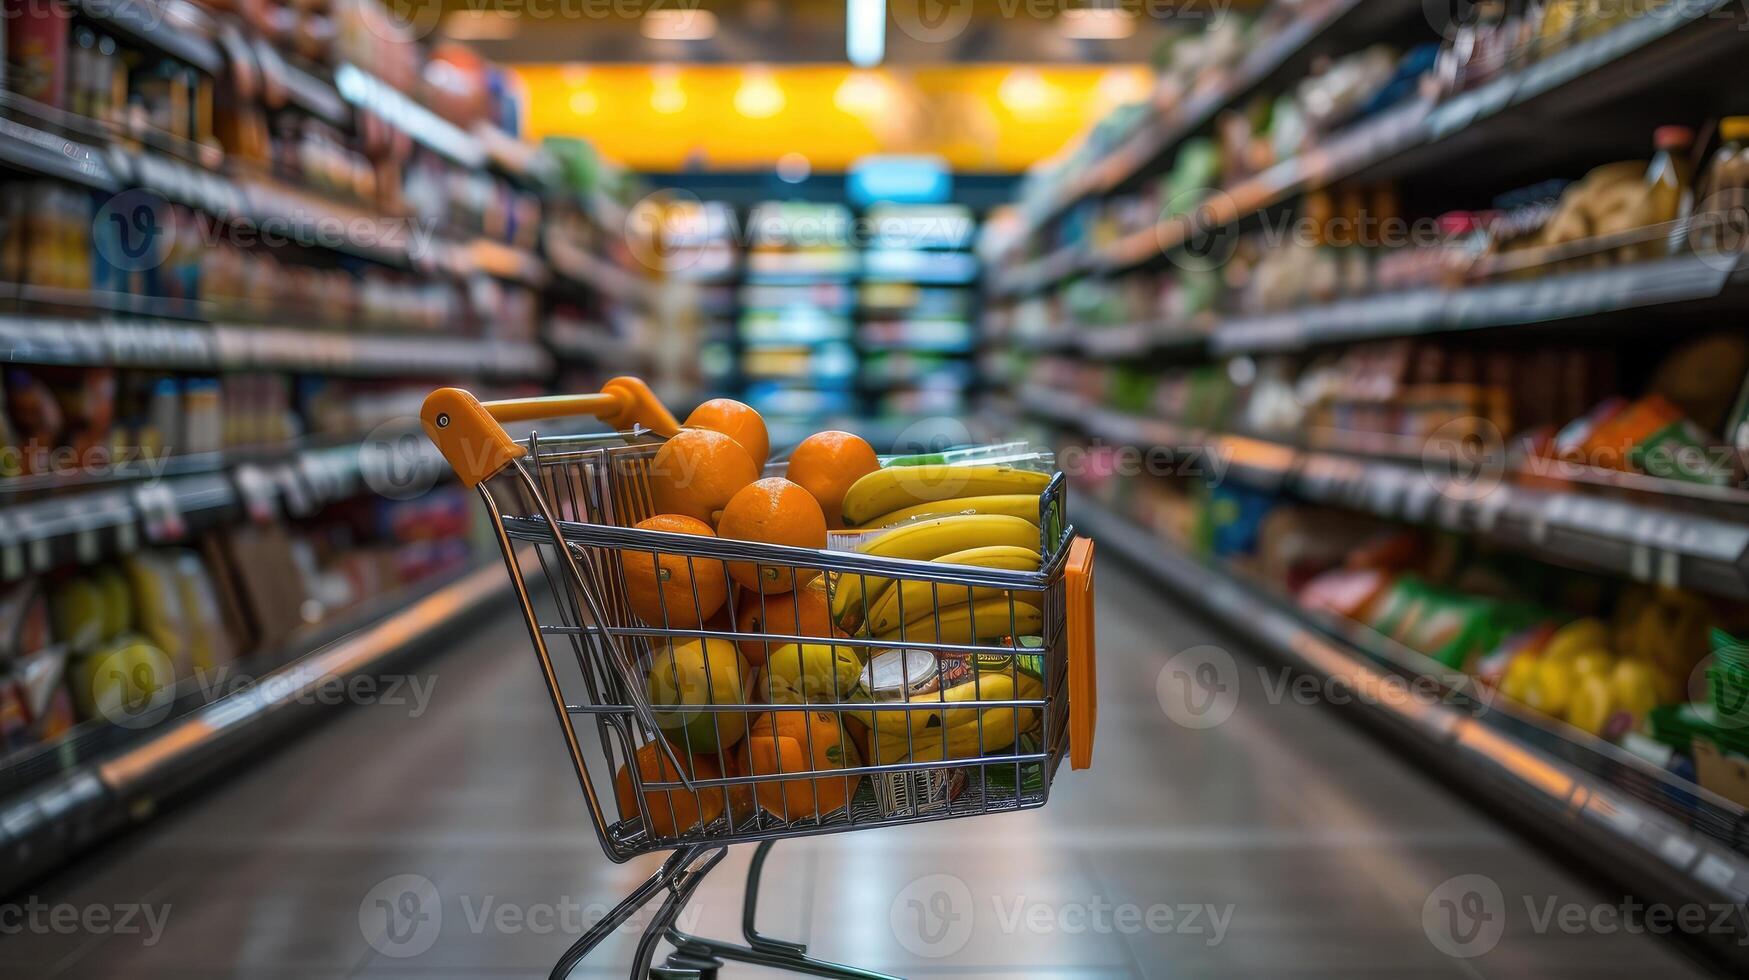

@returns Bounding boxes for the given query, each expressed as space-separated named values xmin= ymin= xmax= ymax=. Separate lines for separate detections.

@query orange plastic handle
xmin=1065 ymin=536 xmax=1097 ymax=771
xmin=422 ymin=377 xmax=680 ymax=486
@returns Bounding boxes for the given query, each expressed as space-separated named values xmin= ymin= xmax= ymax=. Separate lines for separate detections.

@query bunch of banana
xmin=829 ymin=514 xmax=1041 ymax=633
xmin=840 ymin=465 xmax=1050 ymax=529
xmin=861 ymin=546 xmax=1043 ymax=637
xmin=850 ymin=669 xmax=1044 ymax=764
xmin=852 ymin=494 xmax=1045 ymax=530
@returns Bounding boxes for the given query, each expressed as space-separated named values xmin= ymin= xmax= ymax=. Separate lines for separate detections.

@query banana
xmin=841 ymin=465 xmax=1051 ymax=527
xmin=862 ymin=546 xmax=1042 ymax=637
xmin=862 ymin=670 xmax=1045 ymax=763
xmin=876 ymin=597 xmax=1043 ymax=646
xmin=860 ymin=514 xmax=1040 ymax=562
xmin=829 ymin=515 xmax=1039 ymax=632
xmin=856 ymin=494 xmax=1044 ymax=530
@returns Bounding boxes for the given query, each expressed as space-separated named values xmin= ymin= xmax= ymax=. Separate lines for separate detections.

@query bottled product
xmin=1639 ymin=125 xmax=1693 ymax=259
xmin=1698 ymin=117 xmax=1749 ymax=205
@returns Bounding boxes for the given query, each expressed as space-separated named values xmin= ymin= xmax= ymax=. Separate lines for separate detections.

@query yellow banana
xmin=830 ymin=515 xmax=1039 ymax=632
xmin=861 ymin=514 xmax=1040 ymax=562
xmin=829 ymin=570 xmax=889 ymax=634
xmin=862 ymin=546 xmax=1042 ymax=637
xmin=856 ymin=494 xmax=1045 ymax=530
xmin=841 ymin=465 xmax=1051 ymax=527
xmin=876 ymin=597 xmax=1043 ymax=646
xmin=865 ymin=671 xmax=1044 ymax=763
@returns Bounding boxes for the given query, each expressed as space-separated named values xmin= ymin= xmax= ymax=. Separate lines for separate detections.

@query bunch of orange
xmin=636 ymin=403 xmax=881 ymax=630
xmin=619 ymin=400 xmax=890 ymax=834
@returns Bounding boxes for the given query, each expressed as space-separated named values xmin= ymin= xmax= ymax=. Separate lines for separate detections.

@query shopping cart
xmin=422 ymin=378 xmax=1097 ymax=980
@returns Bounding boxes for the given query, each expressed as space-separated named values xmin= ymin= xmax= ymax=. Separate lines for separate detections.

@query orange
xmin=623 ymin=515 xmax=728 ymax=628
xmin=733 ymin=578 xmax=838 ymax=667
xmin=716 ymin=478 xmax=828 ymax=594
xmin=613 ymin=741 xmax=726 ymax=838
xmin=787 ymin=431 xmax=879 ymax=528
xmin=685 ymin=398 xmax=770 ymax=469
xmin=649 ymin=428 xmax=758 ymax=526
xmin=735 ymin=710 xmax=862 ymax=821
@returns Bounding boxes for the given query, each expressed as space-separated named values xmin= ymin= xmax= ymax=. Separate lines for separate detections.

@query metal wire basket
xmin=423 ymin=380 xmax=1098 ymax=980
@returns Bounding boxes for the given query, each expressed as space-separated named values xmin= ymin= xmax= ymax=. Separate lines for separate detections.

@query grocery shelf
xmin=545 ymin=237 xmax=655 ymax=306
xmin=0 ymin=555 xmax=524 ymax=895
xmin=545 ymin=317 xmax=648 ymax=368
xmin=992 ymin=0 xmax=1749 ymax=295
xmin=1004 ymin=252 xmax=1748 ymax=357
xmin=0 ymin=117 xmax=119 ymax=191
xmin=0 ymin=316 xmax=553 ymax=378
xmin=334 ymin=64 xmax=486 ymax=169
xmin=1213 ymin=253 xmax=1749 ymax=353
xmin=71 ymin=0 xmax=223 ymax=74
xmin=0 ymin=434 xmax=436 ymax=584
xmin=0 ymin=118 xmax=560 ymax=286
xmin=1001 ymin=0 xmax=1418 ymax=250
xmin=1014 ymin=316 xmax=1213 ymax=358
xmin=1024 ymin=391 xmax=1749 ymax=600
xmin=1076 ymin=500 xmax=1749 ymax=963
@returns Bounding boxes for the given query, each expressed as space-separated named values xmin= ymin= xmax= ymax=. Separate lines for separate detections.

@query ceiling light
xmin=734 ymin=69 xmax=785 ymax=119
xmin=650 ymin=67 xmax=687 ymax=114
xmin=847 ymin=0 xmax=886 ymax=68
xmin=834 ymin=71 xmax=890 ymax=116
xmin=1059 ymin=8 xmax=1136 ymax=40
xmin=998 ymin=69 xmax=1063 ymax=115
xmin=641 ymin=9 xmax=718 ymax=41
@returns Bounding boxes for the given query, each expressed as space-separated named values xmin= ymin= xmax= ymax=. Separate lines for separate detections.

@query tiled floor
xmin=0 ymin=562 xmax=1716 ymax=978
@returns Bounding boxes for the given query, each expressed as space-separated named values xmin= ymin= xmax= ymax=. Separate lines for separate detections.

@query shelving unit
xmin=982 ymin=0 xmax=1749 ymax=957
xmin=992 ymin=0 xmax=1749 ymax=296
xmin=857 ymin=203 xmax=981 ymax=425
xmin=0 ymin=0 xmax=658 ymax=890
xmin=1077 ymin=501 xmax=1749 ymax=968
xmin=1021 ymin=389 xmax=1749 ymax=599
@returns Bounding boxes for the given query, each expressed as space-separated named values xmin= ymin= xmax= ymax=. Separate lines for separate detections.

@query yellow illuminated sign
xmin=514 ymin=64 xmax=1152 ymax=171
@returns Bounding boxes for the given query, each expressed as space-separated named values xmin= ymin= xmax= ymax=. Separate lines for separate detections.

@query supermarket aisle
xmin=0 ymin=562 xmax=1713 ymax=979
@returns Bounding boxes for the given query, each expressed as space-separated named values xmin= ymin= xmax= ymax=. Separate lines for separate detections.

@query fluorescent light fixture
xmin=441 ymin=10 xmax=520 ymax=41
xmin=1059 ymin=8 xmax=1136 ymax=40
xmin=641 ymin=8 xmax=718 ymax=41
xmin=734 ymin=69 xmax=785 ymax=118
xmin=847 ymin=0 xmax=886 ymax=67
xmin=650 ymin=67 xmax=687 ymax=114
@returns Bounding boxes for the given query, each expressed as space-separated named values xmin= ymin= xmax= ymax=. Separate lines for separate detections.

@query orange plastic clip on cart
xmin=422 ymin=378 xmax=1098 ymax=980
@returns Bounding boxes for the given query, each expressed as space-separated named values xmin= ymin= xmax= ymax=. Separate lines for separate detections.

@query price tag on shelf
xmin=0 ymin=514 xmax=21 ymax=582
xmin=233 ymin=464 xmax=279 ymax=523
xmin=114 ymin=518 xmax=137 ymax=555
xmin=1658 ymin=550 xmax=1681 ymax=590
xmin=275 ymin=463 xmax=313 ymax=517
xmin=1630 ymin=542 xmax=1653 ymax=583
xmin=74 ymin=520 xmax=100 ymax=565
xmin=1527 ymin=505 xmax=1550 ymax=545
xmin=134 ymin=483 xmax=187 ymax=543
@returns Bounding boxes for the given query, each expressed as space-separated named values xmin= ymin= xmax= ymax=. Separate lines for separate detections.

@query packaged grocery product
xmin=1298 ymin=567 xmax=1392 ymax=621
xmin=12 ymin=645 xmax=76 ymax=742
xmin=1579 ymin=395 xmax=1681 ymax=471
xmin=1638 ymin=125 xmax=1694 ymax=259
xmin=123 ymin=554 xmax=193 ymax=677
xmin=169 ymin=551 xmax=237 ymax=675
